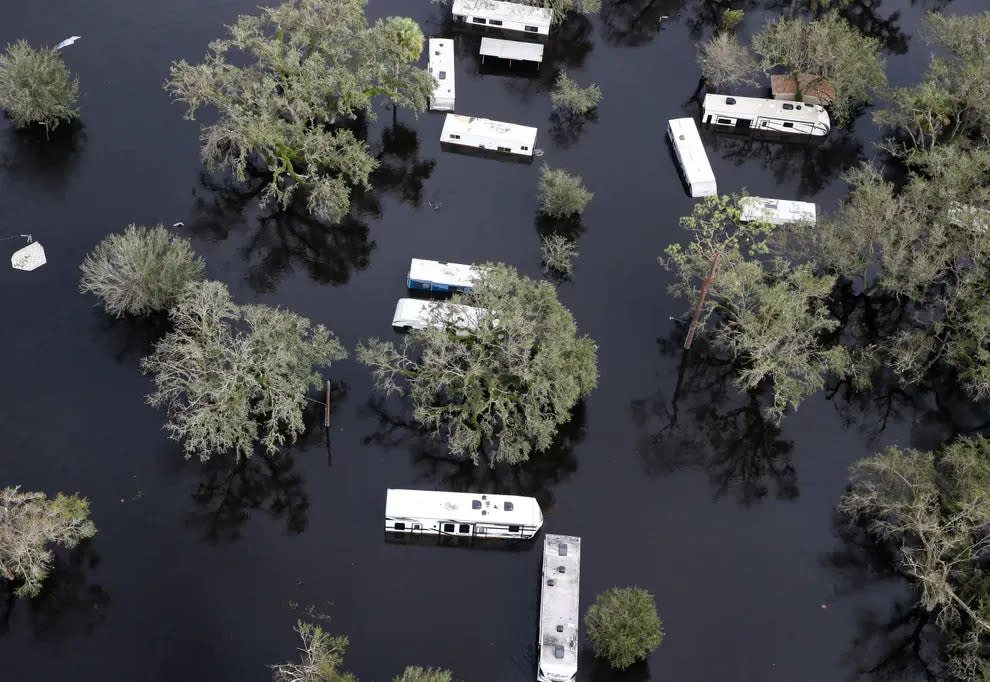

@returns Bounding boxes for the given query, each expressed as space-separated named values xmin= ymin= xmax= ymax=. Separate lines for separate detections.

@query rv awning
xmin=480 ymin=37 xmax=544 ymax=64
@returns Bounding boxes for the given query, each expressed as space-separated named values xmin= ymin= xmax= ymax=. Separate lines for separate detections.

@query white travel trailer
xmin=538 ymin=534 xmax=581 ymax=682
xmin=384 ymin=489 xmax=543 ymax=539
xmin=740 ymin=196 xmax=817 ymax=225
xmin=391 ymin=298 xmax=491 ymax=334
xmin=452 ymin=0 xmax=553 ymax=36
xmin=428 ymin=39 xmax=455 ymax=111
xmin=667 ymin=118 xmax=717 ymax=198
xmin=441 ymin=114 xmax=538 ymax=157
xmin=702 ymin=94 xmax=831 ymax=137
xmin=408 ymin=257 xmax=480 ymax=293
xmin=480 ymin=37 xmax=544 ymax=66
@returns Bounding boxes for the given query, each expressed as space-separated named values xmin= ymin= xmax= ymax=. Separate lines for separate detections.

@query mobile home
xmin=407 ymin=258 xmax=480 ymax=293
xmin=480 ymin=37 xmax=544 ymax=67
xmin=391 ymin=298 xmax=491 ymax=334
xmin=538 ymin=534 xmax=581 ymax=682
xmin=702 ymin=94 xmax=830 ymax=137
xmin=452 ymin=0 xmax=553 ymax=36
xmin=428 ymin=39 xmax=455 ymax=111
xmin=740 ymin=196 xmax=817 ymax=225
xmin=441 ymin=114 xmax=538 ymax=157
xmin=667 ymin=118 xmax=717 ymax=198
xmin=384 ymin=489 xmax=543 ymax=539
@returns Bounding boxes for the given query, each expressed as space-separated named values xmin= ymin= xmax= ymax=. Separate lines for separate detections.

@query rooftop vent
xmin=726 ymin=97 xmax=737 ymax=105
xmin=558 ymin=544 xmax=567 ymax=556
xmin=558 ymin=566 xmax=566 ymax=573
xmin=556 ymin=625 xmax=564 ymax=633
xmin=472 ymin=500 xmax=482 ymax=510
xmin=504 ymin=501 xmax=514 ymax=511
xmin=554 ymin=645 xmax=565 ymax=659
xmin=547 ymin=579 xmax=555 ymax=586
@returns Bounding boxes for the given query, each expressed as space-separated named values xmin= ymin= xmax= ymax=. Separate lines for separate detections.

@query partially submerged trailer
xmin=740 ymin=196 xmax=817 ymax=225
xmin=538 ymin=534 xmax=581 ymax=682
xmin=428 ymin=38 xmax=455 ymax=111
xmin=408 ymin=258 xmax=480 ymax=293
xmin=452 ymin=0 xmax=553 ymax=36
xmin=667 ymin=118 xmax=717 ymax=198
xmin=441 ymin=114 xmax=538 ymax=157
xmin=385 ymin=489 xmax=543 ymax=539
xmin=703 ymin=94 xmax=830 ymax=137
xmin=480 ymin=37 xmax=544 ymax=67
xmin=391 ymin=298 xmax=491 ymax=334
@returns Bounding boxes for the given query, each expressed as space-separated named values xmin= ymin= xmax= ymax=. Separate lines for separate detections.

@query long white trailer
xmin=538 ymin=534 xmax=581 ymax=682
xmin=441 ymin=114 xmax=538 ymax=157
xmin=384 ymin=489 xmax=543 ymax=539
xmin=740 ymin=196 xmax=817 ymax=225
xmin=667 ymin=118 xmax=717 ymax=198
xmin=428 ymin=38 xmax=455 ymax=111
xmin=391 ymin=298 xmax=490 ymax=334
xmin=452 ymin=0 xmax=553 ymax=36
xmin=702 ymin=93 xmax=830 ymax=137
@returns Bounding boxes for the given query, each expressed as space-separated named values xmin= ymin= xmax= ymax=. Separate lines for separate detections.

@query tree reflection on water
xmin=630 ymin=330 xmax=798 ymax=505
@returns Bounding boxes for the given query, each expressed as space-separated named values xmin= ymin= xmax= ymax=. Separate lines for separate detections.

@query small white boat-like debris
xmin=703 ymin=93 xmax=830 ymax=137
xmin=54 ymin=36 xmax=81 ymax=50
xmin=11 ymin=241 xmax=46 ymax=271
xmin=441 ymin=114 xmax=537 ymax=157
xmin=428 ymin=38 xmax=455 ymax=111
xmin=740 ymin=196 xmax=817 ymax=225
xmin=667 ymin=118 xmax=717 ymax=198
xmin=538 ymin=534 xmax=581 ymax=682
xmin=384 ymin=489 xmax=543 ymax=539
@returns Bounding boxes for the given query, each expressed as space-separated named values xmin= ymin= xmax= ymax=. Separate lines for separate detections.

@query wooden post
xmin=324 ymin=381 xmax=332 ymax=429
xmin=683 ymin=251 xmax=721 ymax=350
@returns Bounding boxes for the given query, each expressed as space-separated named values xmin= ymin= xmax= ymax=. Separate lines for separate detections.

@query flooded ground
xmin=1 ymin=0 xmax=985 ymax=679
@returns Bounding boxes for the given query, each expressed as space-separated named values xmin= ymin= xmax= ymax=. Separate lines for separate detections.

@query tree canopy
xmin=165 ymin=0 xmax=434 ymax=223
xmin=752 ymin=11 xmax=886 ymax=126
xmin=550 ymin=70 xmax=602 ymax=117
xmin=0 ymin=487 xmax=97 ymax=598
xmin=141 ymin=280 xmax=346 ymax=460
xmin=357 ymin=263 xmax=598 ymax=466
xmin=271 ymin=620 xmax=356 ymax=682
xmin=697 ymin=32 xmax=759 ymax=89
xmin=392 ymin=667 xmax=453 ymax=682
xmin=79 ymin=224 xmax=205 ymax=318
xmin=585 ymin=586 xmax=664 ymax=670
xmin=0 ymin=40 xmax=78 ymax=133
xmin=539 ymin=165 xmax=594 ymax=218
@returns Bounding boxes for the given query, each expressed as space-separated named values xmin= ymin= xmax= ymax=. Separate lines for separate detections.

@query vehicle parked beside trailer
xmin=702 ymin=94 xmax=830 ymax=137
xmin=384 ymin=489 xmax=544 ymax=539
xmin=667 ymin=118 xmax=717 ymax=198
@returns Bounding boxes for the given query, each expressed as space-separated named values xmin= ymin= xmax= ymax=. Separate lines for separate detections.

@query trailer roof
xmin=452 ymin=0 xmax=552 ymax=29
xmin=703 ymin=93 xmax=830 ymax=124
xmin=392 ymin=298 xmax=490 ymax=331
xmin=441 ymin=114 xmax=538 ymax=147
xmin=539 ymin=534 xmax=581 ymax=677
xmin=480 ymin=37 xmax=544 ymax=63
xmin=740 ymin=196 xmax=817 ymax=225
xmin=408 ymin=258 xmax=480 ymax=288
xmin=668 ymin=118 xmax=716 ymax=186
xmin=385 ymin=489 xmax=542 ymax=527
xmin=428 ymin=39 xmax=455 ymax=105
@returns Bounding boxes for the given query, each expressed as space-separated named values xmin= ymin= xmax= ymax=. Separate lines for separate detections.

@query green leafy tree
xmin=539 ymin=165 xmax=593 ymax=218
xmin=79 ymin=224 xmax=205 ymax=318
xmin=839 ymin=437 xmax=990 ymax=680
xmin=141 ymin=280 xmax=346 ymax=460
xmin=541 ymin=234 xmax=579 ymax=277
xmin=0 ymin=40 xmax=79 ymax=133
xmin=0 ymin=487 xmax=97 ymax=598
xmin=357 ymin=263 xmax=598 ymax=466
xmin=550 ymin=70 xmax=602 ymax=117
xmin=585 ymin=587 xmax=664 ymax=670
xmin=543 ymin=0 xmax=602 ymax=23
xmin=392 ymin=667 xmax=453 ymax=682
xmin=271 ymin=620 xmax=356 ymax=682
xmin=165 ymin=0 xmax=434 ymax=223
xmin=752 ymin=11 xmax=886 ymax=126
xmin=697 ymin=32 xmax=759 ymax=89
xmin=720 ymin=8 xmax=745 ymax=32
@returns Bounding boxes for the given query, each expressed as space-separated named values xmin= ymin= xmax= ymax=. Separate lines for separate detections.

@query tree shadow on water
xmin=87 ymin=307 xmax=171 ymax=364
xmin=0 ymin=541 xmax=110 ymax=648
xmin=630 ymin=329 xmax=797 ymax=505
xmin=0 ymin=120 xmax=85 ymax=195
xmin=578 ymin=650 xmax=652 ymax=681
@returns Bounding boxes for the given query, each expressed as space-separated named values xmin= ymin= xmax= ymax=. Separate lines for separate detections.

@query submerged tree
xmin=392 ymin=667 xmax=453 ymax=682
xmin=550 ymin=70 xmax=602 ymax=118
xmin=541 ymin=234 xmax=579 ymax=277
xmin=839 ymin=437 xmax=990 ymax=680
xmin=0 ymin=487 xmax=97 ymax=598
xmin=271 ymin=620 xmax=356 ymax=682
xmin=79 ymin=224 xmax=205 ymax=318
xmin=142 ymin=280 xmax=346 ymax=460
xmin=539 ymin=165 xmax=594 ymax=218
xmin=697 ymin=32 xmax=759 ymax=89
xmin=165 ymin=0 xmax=434 ymax=223
xmin=585 ymin=586 xmax=664 ymax=670
xmin=357 ymin=263 xmax=598 ymax=466
xmin=752 ymin=11 xmax=886 ymax=126
xmin=0 ymin=40 xmax=79 ymax=133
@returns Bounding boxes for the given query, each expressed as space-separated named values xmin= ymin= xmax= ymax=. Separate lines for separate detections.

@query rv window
xmin=497 ymin=146 xmax=511 ymax=152
xmin=438 ymin=71 xmax=446 ymax=80
xmin=717 ymin=118 xmax=732 ymax=124
xmin=761 ymin=121 xmax=768 ymax=127
xmin=504 ymin=501 xmax=514 ymax=511
xmin=783 ymin=122 xmax=794 ymax=128
xmin=489 ymin=19 xmax=503 ymax=25
xmin=413 ymin=524 xmax=421 ymax=530
xmin=449 ymin=133 xmax=460 ymax=140
xmin=782 ymin=103 xmax=794 ymax=110
xmin=394 ymin=522 xmax=405 ymax=531
xmin=524 ymin=25 xmax=539 ymax=32
xmin=521 ymin=146 xmax=529 ymax=151
xmin=509 ymin=525 xmax=520 ymax=533
xmin=443 ymin=523 xmax=455 ymax=533
xmin=459 ymin=524 xmax=470 ymax=533
xmin=472 ymin=17 xmax=486 ymax=23
xmin=726 ymin=97 xmax=736 ymax=105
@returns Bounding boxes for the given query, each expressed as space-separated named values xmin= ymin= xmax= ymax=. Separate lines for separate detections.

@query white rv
xmin=480 ymin=37 xmax=544 ymax=66
xmin=702 ymin=94 xmax=830 ymax=137
xmin=408 ymin=258 xmax=480 ymax=293
xmin=740 ymin=196 xmax=817 ymax=225
xmin=538 ymin=534 xmax=581 ymax=682
xmin=441 ymin=114 xmax=538 ymax=157
xmin=384 ymin=489 xmax=543 ymax=539
xmin=428 ymin=39 xmax=455 ymax=111
xmin=667 ymin=118 xmax=717 ymax=198
xmin=452 ymin=0 xmax=553 ymax=36
xmin=391 ymin=298 xmax=491 ymax=334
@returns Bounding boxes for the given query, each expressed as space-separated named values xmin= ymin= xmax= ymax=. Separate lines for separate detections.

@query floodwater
xmin=1 ymin=0 xmax=985 ymax=680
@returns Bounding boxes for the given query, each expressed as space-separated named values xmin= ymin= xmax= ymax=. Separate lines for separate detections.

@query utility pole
xmin=683 ymin=251 xmax=721 ymax=350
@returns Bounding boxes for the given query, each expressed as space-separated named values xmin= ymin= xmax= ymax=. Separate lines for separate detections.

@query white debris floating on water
xmin=55 ymin=36 xmax=81 ymax=50
xmin=11 ymin=242 xmax=47 ymax=271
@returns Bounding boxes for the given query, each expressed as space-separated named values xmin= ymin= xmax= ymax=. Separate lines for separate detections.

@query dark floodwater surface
xmin=1 ymin=0 xmax=986 ymax=680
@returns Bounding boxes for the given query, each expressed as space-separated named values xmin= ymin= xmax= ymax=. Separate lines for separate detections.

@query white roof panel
xmin=452 ymin=0 xmax=553 ymax=30
xmin=539 ymin=534 xmax=581 ymax=681
xmin=480 ymin=37 xmax=544 ymax=63
xmin=408 ymin=258 xmax=479 ymax=288
xmin=441 ymin=114 xmax=538 ymax=147
xmin=428 ymin=38 xmax=455 ymax=110
xmin=385 ymin=489 xmax=543 ymax=527
xmin=668 ymin=118 xmax=716 ymax=187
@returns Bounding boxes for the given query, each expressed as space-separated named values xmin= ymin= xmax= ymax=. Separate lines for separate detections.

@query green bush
xmin=0 ymin=40 xmax=78 ymax=132
xmin=585 ymin=586 xmax=664 ymax=670
xmin=538 ymin=165 xmax=593 ymax=219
